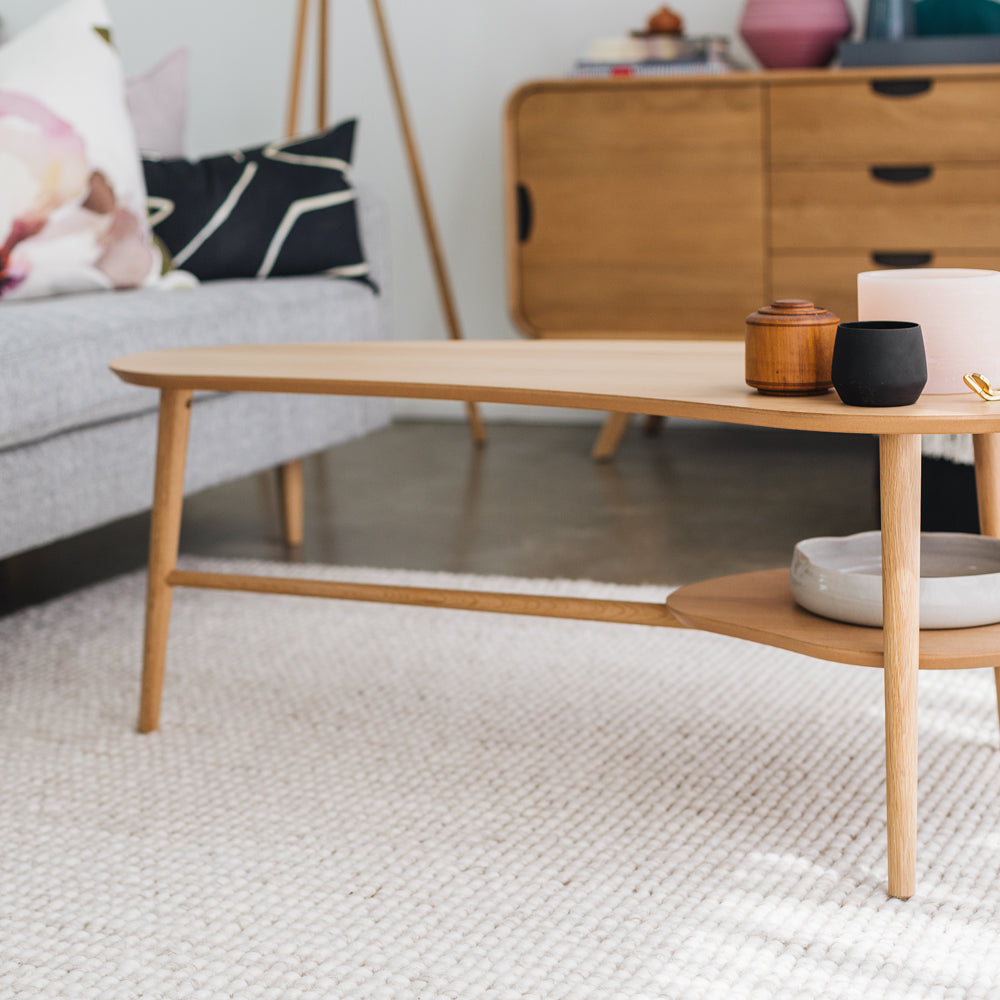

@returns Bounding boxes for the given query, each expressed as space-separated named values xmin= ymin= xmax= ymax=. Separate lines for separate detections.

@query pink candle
xmin=857 ymin=269 xmax=1000 ymax=394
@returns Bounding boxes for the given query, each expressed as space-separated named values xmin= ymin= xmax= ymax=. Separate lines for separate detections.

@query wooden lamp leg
xmin=316 ymin=0 xmax=329 ymax=130
xmin=286 ymin=0 xmax=331 ymax=134
xmin=368 ymin=0 xmax=486 ymax=447
xmin=286 ymin=0 xmax=310 ymax=137
xmin=139 ymin=389 xmax=193 ymax=733
xmin=276 ymin=0 xmax=321 ymax=554
xmin=973 ymin=433 xmax=1000 ymax=742
xmin=879 ymin=433 xmax=921 ymax=899
xmin=287 ymin=0 xmax=485 ymax=446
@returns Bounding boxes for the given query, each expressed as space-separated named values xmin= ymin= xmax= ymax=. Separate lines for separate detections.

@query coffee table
xmin=111 ymin=338 xmax=1000 ymax=900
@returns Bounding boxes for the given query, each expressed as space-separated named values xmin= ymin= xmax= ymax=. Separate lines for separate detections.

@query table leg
xmin=879 ymin=433 xmax=921 ymax=899
xmin=139 ymin=388 xmax=193 ymax=734
xmin=278 ymin=458 xmax=305 ymax=547
xmin=972 ymin=433 xmax=1000 ymax=743
xmin=591 ymin=412 xmax=630 ymax=462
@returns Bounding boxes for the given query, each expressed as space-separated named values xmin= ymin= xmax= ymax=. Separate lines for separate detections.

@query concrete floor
xmin=0 ymin=417 xmax=881 ymax=616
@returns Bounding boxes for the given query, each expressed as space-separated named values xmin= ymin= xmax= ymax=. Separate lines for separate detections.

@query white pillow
xmin=0 ymin=0 xmax=159 ymax=299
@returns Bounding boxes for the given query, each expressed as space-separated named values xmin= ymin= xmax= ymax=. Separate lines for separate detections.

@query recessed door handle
xmin=516 ymin=183 xmax=533 ymax=243
xmin=870 ymin=165 xmax=934 ymax=184
xmin=870 ymin=78 xmax=933 ymax=97
xmin=871 ymin=251 xmax=934 ymax=268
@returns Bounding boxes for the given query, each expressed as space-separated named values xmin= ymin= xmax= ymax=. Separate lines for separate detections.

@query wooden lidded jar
xmin=744 ymin=299 xmax=840 ymax=395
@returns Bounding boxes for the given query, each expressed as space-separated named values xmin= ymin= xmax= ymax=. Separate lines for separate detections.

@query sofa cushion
xmin=0 ymin=0 xmax=159 ymax=299
xmin=126 ymin=46 xmax=188 ymax=157
xmin=143 ymin=120 xmax=371 ymax=286
xmin=0 ymin=273 xmax=383 ymax=451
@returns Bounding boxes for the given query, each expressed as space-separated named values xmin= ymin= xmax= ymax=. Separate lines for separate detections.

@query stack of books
xmin=571 ymin=35 xmax=745 ymax=78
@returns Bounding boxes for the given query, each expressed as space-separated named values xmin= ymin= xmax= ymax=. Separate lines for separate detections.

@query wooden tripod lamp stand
xmin=286 ymin=0 xmax=486 ymax=445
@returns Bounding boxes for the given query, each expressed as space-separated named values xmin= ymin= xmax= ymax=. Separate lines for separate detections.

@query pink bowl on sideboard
xmin=739 ymin=0 xmax=853 ymax=68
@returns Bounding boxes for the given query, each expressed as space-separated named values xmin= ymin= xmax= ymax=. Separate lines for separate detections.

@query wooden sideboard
xmin=504 ymin=65 xmax=1000 ymax=338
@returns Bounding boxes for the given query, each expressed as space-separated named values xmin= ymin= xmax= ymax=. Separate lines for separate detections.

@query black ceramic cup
xmin=831 ymin=321 xmax=927 ymax=407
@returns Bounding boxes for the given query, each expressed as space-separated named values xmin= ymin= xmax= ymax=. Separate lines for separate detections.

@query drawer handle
xmin=870 ymin=78 xmax=933 ymax=97
xmin=870 ymin=165 xmax=934 ymax=184
xmin=871 ymin=251 xmax=934 ymax=268
xmin=516 ymin=183 xmax=533 ymax=243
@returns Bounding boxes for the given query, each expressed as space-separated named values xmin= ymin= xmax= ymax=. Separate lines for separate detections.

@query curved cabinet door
xmin=506 ymin=79 xmax=766 ymax=338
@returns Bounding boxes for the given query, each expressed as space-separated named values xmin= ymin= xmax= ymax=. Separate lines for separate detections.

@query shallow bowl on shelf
xmin=790 ymin=530 xmax=1000 ymax=629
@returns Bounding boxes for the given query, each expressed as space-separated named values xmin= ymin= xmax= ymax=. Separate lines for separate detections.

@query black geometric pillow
xmin=142 ymin=119 xmax=374 ymax=288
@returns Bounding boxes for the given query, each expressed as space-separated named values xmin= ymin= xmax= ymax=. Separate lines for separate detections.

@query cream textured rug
xmin=3 ymin=559 xmax=1000 ymax=1000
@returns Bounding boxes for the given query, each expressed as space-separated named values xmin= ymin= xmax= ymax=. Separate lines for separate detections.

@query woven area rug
xmin=3 ymin=559 xmax=1000 ymax=999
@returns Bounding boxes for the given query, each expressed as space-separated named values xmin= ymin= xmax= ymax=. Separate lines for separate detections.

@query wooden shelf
xmin=506 ymin=68 xmax=1000 ymax=336
xmin=667 ymin=569 xmax=1000 ymax=670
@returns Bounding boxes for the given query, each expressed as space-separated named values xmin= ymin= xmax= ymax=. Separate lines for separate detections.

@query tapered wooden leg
xmin=880 ymin=433 xmax=921 ymax=899
xmin=368 ymin=0 xmax=486 ymax=449
xmin=285 ymin=0 xmax=309 ymax=137
xmin=465 ymin=402 xmax=487 ymax=448
xmin=139 ymin=388 xmax=193 ymax=734
xmin=972 ymin=433 xmax=1000 ymax=743
xmin=591 ymin=412 xmax=630 ymax=462
xmin=643 ymin=414 xmax=665 ymax=436
xmin=316 ymin=0 xmax=329 ymax=130
xmin=278 ymin=459 xmax=305 ymax=547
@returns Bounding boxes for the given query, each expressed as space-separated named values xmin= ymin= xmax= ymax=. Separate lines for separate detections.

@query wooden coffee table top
xmin=113 ymin=335 xmax=994 ymax=899
xmin=110 ymin=339 xmax=1000 ymax=435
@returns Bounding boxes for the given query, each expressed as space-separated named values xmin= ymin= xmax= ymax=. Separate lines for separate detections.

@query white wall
xmin=3 ymin=0 xmax=864 ymax=422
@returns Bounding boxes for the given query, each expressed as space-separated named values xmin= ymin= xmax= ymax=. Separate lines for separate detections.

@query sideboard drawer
xmin=771 ymin=251 xmax=1000 ymax=322
xmin=769 ymin=78 xmax=1000 ymax=165
xmin=770 ymin=165 xmax=1000 ymax=249
xmin=503 ymin=67 xmax=1000 ymax=341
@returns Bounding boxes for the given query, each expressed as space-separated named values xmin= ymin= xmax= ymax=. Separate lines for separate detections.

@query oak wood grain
xmin=769 ymin=76 xmax=1000 ymax=165
xmin=139 ymin=389 xmax=192 ymax=734
xmin=973 ymin=434 xmax=1000 ymax=742
xmin=505 ymin=68 xmax=1000 ymax=343
xmin=770 ymin=251 xmax=1000 ymax=324
xmin=110 ymin=340 xmax=1000 ymax=435
xmin=167 ymin=569 xmax=685 ymax=628
xmin=506 ymin=82 xmax=766 ymax=336
xmin=879 ymin=433 xmax=921 ymax=899
xmin=667 ymin=567 xmax=1000 ymax=670
xmin=770 ymin=165 xmax=1000 ymax=250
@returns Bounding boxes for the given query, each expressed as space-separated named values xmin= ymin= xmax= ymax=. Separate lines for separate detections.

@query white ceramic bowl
xmin=790 ymin=530 xmax=1000 ymax=629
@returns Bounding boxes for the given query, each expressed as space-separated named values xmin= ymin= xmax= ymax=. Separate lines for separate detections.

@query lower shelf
xmin=667 ymin=568 xmax=1000 ymax=670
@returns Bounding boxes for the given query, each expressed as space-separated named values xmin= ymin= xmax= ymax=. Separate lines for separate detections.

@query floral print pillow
xmin=0 ymin=0 xmax=158 ymax=299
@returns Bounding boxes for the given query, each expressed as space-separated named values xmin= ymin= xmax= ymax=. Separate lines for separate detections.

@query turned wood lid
xmin=746 ymin=299 xmax=840 ymax=327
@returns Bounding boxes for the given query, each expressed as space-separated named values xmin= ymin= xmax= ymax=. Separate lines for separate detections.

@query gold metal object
xmin=964 ymin=372 xmax=1000 ymax=401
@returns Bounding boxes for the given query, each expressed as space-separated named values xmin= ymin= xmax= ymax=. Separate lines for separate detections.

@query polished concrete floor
xmin=0 ymin=417 xmax=881 ymax=617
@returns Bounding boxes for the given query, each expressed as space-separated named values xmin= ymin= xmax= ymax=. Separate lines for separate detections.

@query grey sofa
xmin=0 ymin=192 xmax=392 ymax=561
